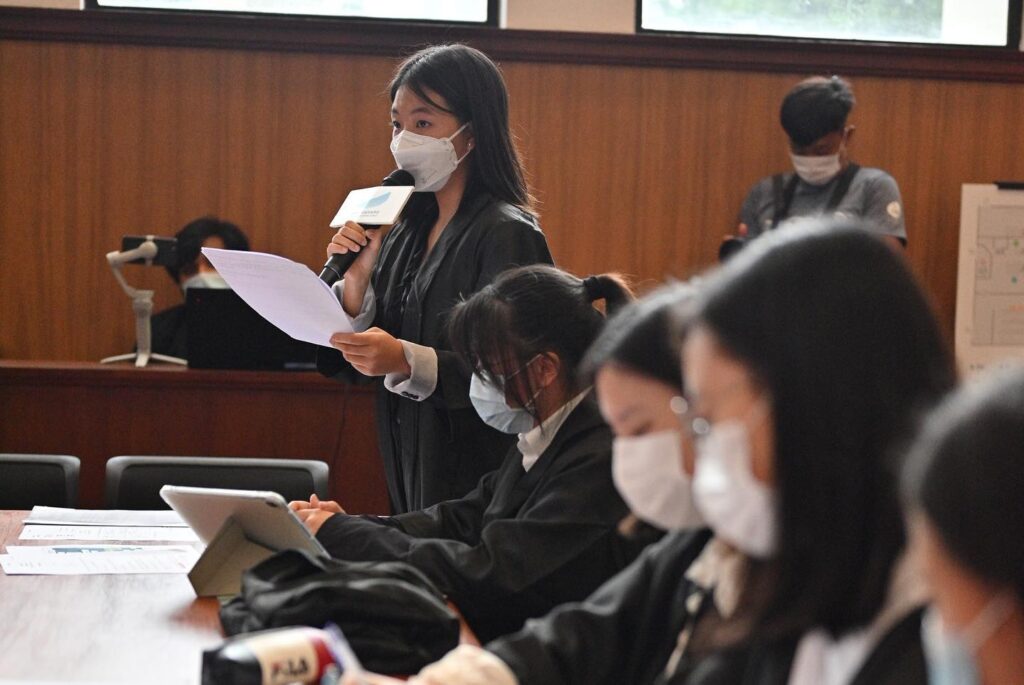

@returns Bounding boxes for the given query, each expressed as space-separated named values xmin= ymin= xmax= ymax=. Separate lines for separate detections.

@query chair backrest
xmin=105 ymin=456 xmax=330 ymax=510
xmin=0 ymin=454 xmax=80 ymax=509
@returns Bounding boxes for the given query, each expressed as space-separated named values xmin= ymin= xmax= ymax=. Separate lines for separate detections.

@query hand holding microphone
xmin=319 ymin=169 xmax=414 ymax=285
xmin=326 ymin=221 xmax=381 ymax=285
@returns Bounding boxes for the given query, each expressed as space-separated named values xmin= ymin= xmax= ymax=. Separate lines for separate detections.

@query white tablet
xmin=160 ymin=485 xmax=327 ymax=557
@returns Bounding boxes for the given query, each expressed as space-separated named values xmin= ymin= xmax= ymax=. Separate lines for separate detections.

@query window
xmin=87 ymin=0 xmax=495 ymax=25
xmin=639 ymin=0 xmax=1019 ymax=47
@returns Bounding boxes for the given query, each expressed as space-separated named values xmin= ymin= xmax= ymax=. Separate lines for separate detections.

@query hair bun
xmin=582 ymin=276 xmax=603 ymax=302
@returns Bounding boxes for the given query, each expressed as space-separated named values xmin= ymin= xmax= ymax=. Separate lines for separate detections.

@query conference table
xmin=0 ymin=510 xmax=222 ymax=683
xmin=0 ymin=510 xmax=477 ymax=684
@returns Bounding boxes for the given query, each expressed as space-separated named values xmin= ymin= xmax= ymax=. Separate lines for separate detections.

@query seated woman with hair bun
xmin=291 ymin=264 xmax=660 ymax=643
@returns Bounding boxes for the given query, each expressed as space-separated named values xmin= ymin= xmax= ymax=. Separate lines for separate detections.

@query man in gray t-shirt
xmin=731 ymin=76 xmax=906 ymax=255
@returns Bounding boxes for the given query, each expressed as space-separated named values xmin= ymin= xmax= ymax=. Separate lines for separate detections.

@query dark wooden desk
xmin=0 ymin=510 xmax=224 ymax=683
xmin=0 ymin=361 xmax=389 ymax=514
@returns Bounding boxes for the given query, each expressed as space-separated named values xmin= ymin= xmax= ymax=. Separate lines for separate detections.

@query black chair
xmin=0 ymin=454 xmax=80 ymax=509
xmin=104 ymin=456 xmax=330 ymax=510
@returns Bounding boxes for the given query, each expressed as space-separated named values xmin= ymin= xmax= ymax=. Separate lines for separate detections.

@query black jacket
xmin=150 ymin=303 xmax=187 ymax=359
xmin=489 ymin=530 xmax=927 ymax=685
xmin=318 ymin=192 xmax=553 ymax=513
xmin=314 ymin=396 xmax=658 ymax=643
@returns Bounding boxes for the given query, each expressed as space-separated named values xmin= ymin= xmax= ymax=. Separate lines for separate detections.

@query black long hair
xmin=690 ymin=220 xmax=956 ymax=639
xmin=449 ymin=265 xmax=632 ymax=408
xmin=904 ymin=369 xmax=1024 ymax=604
xmin=390 ymin=44 xmax=533 ymax=221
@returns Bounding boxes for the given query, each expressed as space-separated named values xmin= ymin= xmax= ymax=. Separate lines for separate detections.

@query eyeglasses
xmin=671 ymin=379 xmax=766 ymax=439
xmin=669 ymin=395 xmax=711 ymax=439
xmin=479 ymin=354 xmax=540 ymax=392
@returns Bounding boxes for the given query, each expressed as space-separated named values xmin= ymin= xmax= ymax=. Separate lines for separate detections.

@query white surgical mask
xmin=612 ymin=430 xmax=703 ymax=531
xmin=390 ymin=122 xmax=471 ymax=193
xmin=469 ymin=372 xmax=536 ymax=435
xmin=790 ymin=153 xmax=841 ymax=186
xmin=921 ymin=597 xmax=1014 ymax=685
xmin=182 ymin=273 xmax=230 ymax=291
xmin=692 ymin=401 xmax=777 ymax=558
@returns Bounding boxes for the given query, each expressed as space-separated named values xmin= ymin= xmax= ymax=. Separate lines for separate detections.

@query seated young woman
xmin=904 ymin=369 xmax=1024 ymax=685
xmin=400 ymin=220 xmax=957 ymax=685
xmin=290 ymin=264 xmax=660 ymax=643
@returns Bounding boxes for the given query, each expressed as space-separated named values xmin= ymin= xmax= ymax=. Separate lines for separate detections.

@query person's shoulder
xmin=548 ymin=398 xmax=613 ymax=464
xmin=478 ymin=195 xmax=541 ymax=232
xmin=471 ymin=196 xmax=547 ymax=254
xmin=626 ymin=528 xmax=714 ymax=581
xmin=744 ymin=174 xmax=777 ymax=199
xmin=856 ymin=166 xmax=900 ymax=190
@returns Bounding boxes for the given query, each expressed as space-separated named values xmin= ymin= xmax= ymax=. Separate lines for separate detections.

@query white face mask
xmin=390 ymin=122 xmax=471 ymax=193
xmin=182 ymin=272 xmax=230 ymax=291
xmin=612 ymin=430 xmax=703 ymax=531
xmin=692 ymin=402 xmax=777 ymax=558
xmin=790 ymin=153 xmax=841 ymax=186
xmin=469 ymin=371 xmax=536 ymax=435
xmin=921 ymin=597 xmax=1014 ymax=685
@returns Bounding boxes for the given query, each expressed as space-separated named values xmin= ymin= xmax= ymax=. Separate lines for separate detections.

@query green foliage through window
xmin=641 ymin=0 xmax=1010 ymax=46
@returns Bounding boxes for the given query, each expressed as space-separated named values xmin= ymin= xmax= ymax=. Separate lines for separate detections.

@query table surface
xmin=0 ymin=510 xmax=477 ymax=683
xmin=0 ymin=510 xmax=223 ymax=684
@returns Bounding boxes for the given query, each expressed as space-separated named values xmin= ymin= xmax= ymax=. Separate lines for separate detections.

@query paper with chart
xmin=955 ymin=184 xmax=1024 ymax=374
xmin=0 ymin=545 xmax=199 ymax=575
xmin=202 ymin=247 xmax=352 ymax=347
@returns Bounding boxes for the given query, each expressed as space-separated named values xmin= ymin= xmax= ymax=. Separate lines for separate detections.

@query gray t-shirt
xmin=739 ymin=166 xmax=907 ymax=242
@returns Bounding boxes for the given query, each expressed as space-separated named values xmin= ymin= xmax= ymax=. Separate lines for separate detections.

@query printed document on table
xmin=19 ymin=525 xmax=200 ymax=542
xmin=203 ymin=247 xmax=352 ymax=347
xmin=4 ymin=544 xmax=196 ymax=556
xmin=0 ymin=546 xmax=199 ymax=575
xmin=25 ymin=506 xmax=186 ymax=527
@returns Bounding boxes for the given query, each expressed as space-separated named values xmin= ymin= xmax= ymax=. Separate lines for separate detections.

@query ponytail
xmin=581 ymin=273 xmax=632 ymax=316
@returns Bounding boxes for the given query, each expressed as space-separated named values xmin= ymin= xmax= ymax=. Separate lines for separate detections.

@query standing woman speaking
xmin=318 ymin=44 xmax=553 ymax=513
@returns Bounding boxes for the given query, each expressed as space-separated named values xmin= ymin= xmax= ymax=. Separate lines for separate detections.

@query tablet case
xmin=160 ymin=485 xmax=326 ymax=597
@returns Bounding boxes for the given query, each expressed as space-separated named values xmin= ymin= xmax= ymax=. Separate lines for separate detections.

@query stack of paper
xmin=2 ymin=507 xmax=202 ymax=575
xmin=17 ymin=506 xmax=198 ymax=543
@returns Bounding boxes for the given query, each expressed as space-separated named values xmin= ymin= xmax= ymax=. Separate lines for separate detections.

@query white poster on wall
xmin=955 ymin=183 xmax=1024 ymax=375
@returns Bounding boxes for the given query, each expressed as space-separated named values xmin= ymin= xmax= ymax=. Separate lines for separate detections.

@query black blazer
xmin=318 ymin=192 xmax=553 ymax=513
xmin=150 ymin=303 xmax=187 ymax=359
xmin=490 ymin=530 xmax=927 ymax=685
xmin=314 ymin=396 xmax=659 ymax=643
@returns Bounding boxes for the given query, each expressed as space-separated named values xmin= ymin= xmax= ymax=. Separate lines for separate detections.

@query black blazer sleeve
xmin=433 ymin=217 xmax=552 ymax=410
xmin=488 ymin=530 xmax=712 ymax=685
xmin=315 ymin=466 xmax=500 ymax=554
xmin=315 ymin=427 xmax=644 ymax=642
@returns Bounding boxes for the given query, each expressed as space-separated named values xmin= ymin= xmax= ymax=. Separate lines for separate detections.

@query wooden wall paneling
xmin=3 ymin=37 xmax=1024 ymax=362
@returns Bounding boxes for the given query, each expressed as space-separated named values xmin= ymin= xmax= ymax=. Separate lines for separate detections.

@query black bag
xmin=219 ymin=549 xmax=460 ymax=674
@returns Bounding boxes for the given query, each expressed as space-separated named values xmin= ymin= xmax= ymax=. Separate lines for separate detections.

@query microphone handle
xmin=319 ymin=247 xmax=361 ymax=286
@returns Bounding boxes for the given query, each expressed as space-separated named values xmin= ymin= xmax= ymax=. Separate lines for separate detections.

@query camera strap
xmin=770 ymin=163 xmax=861 ymax=229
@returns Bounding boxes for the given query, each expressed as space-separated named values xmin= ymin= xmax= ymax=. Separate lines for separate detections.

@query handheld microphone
xmin=319 ymin=169 xmax=415 ymax=285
